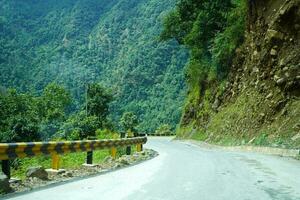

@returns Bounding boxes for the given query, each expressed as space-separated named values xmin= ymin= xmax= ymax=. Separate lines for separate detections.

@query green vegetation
xmin=179 ymin=87 xmax=300 ymax=148
xmin=0 ymin=83 xmax=72 ymax=142
xmin=57 ymin=83 xmax=114 ymax=140
xmin=86 ymin=84 xmax=113 ymax=126
xmin=120 ymin=112 xmax=139 ymax=136
xmin=154 ymin=124 xmax=173 ymax=135
xmin=0 ymin=82 xmax=115 ymax=142
xmin=161 ymin=0 xmax=246 ymax=126
xmin=0 ymin=0 xmax=189 ymax=178
xmin=11 ymin=151 xmax=110 ymax=180
xmin=0 ymin=0 xmax=188 ymax=133
xmin=161 ymin=0 xmax=246 ymax=79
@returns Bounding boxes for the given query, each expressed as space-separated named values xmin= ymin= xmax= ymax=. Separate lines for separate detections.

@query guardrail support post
xmin=136 ymin=144 xmax=142 ymax=152
xmin=1 ymin=160 xmax=10 ymax=179
xmin=126 ymin=146 xmax=131 ymax=155
xmin=86 ymin=151 xmax=93 ymax=165
xmin=111 ymin=147 xmax=117 ymax=159
xmin=51 ymin=154 xmax=60 ymax=170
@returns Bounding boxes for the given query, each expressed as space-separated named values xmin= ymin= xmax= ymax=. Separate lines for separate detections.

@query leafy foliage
xmin=57 ymin=84 xmax=114 ymax=140
xmin=40 ymin=83 xmax=72 ymax=121
xmin=161 ymin=0 xmax=247 ymax=128
xmin=87 ymin=84 xmax=113 ymax=126
xmin=161 ymin=0 xmax=246 ymax=85
xmin=0 ymin=0 xmax=188 ymax=132
xmin=0 ymin=84 xmax=71 ymax=142
xmin=120 ymin=112 xmax=139 ymax=134
xmin=58 ymin=111 xmax=100 ymax=140
xmin=155 ymin=124 xmax=173 ymax=135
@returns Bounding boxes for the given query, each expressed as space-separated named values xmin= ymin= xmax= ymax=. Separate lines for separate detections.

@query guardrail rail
xmin=0 ymin=136 xmax=147 ymax=179
xmin=147 ymin=133 xmax=176 ymax=136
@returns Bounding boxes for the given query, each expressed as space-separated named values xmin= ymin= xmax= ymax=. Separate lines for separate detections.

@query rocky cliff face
xmin=180 ymin=0 xmax=300 ymax=148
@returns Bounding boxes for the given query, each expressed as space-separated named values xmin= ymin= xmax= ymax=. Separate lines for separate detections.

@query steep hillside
xmin=0 ymin=0 xmax=188 ymax=132
xmin=178 ymin=0 xmax=300 ymax=148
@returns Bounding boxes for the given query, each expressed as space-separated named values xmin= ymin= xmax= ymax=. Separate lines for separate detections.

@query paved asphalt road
xmin=4 ymin=137 xmax=300 ymax=200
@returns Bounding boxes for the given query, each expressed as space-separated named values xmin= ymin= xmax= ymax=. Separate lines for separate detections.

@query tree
xmin=87 ymin=83 xmax=113 ymax=127
xmin=58 ymin=83 xmax=114 ymax=140
xmin=37 ymin=83 xmax=71 ymax=140
xmin=40 ymin=83 xmax=71 ymax=121
xmin=0 ymin=89 xmax=40 ymax=142
xmin=58 ymin=111 xmax=100 ymax=140
xmin=155 ymin=124 xmax=173 ymax=136
xmin=0 ymin=0 xmax=188 ymax=133
xmin=120 ymin=112 xmax=139 ymax=136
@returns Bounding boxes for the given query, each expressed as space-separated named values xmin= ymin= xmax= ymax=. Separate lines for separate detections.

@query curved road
xmin=5 ymin=137 xmax=300 ymax=200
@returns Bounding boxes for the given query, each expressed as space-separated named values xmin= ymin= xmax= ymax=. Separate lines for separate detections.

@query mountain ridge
xmin=0 ymin=0 xmax=188 ymax=132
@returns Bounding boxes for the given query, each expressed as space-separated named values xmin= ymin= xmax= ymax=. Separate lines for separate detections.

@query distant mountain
xmin=0 ymin=0 xmax=188 ymax=132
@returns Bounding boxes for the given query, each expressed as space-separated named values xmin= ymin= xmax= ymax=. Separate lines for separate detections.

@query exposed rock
xmin=212 ymin=98 xmax=220 ymax=111
xmin=276 ymin=78 xmax=286 ymax=85
xmin=8 ymin=149 xmax=157 ymax=195
xmin=103 ymin=156 xmax=113 ymax=163
xmin=248 ymin=137 xmax=256 ymax=144
xmin=259 ymin=113 xmax=266 ymax=121
xmin=253 ymin=50 xmax=258 ymax=57
xmin=253 ymin=67 xmax=259 ymax=73
xmin=282 ymin=67 xmax=289 ymax=72
xmin=281 ymin=108 xmax=288 ymax=116
xmin=0 ymin=173 xmax=11 ymax=193
xmin=118 ymin=157 xmax=130 ymax=166
xmin=291 ymin=133 xmax=300 ymax=141
xmin=270 ymin=49 xmax=277 ymax=56
xmin=114 ymin=163 xmax=122 ymax=168
xmin=265 ymin=29 xmax=284 ymax=42
xmin=273 ymin=75 xmax=280 ymax=81
xmin=26 ymin=166 xmax=48 ymax=180
xmin=279 ymin=59 xmax=285 ymax=67
xmin=292 ymin=123 xmax=300 ymax=131
xmin=46 ymin=169 xmax=66 ymax=176
xmin=254 ymin=79 xmax=259 ymax=87
xmin=284 ymin=72 xmax=290 ymax=78
xmin=266 ymin=93 xmax=273 ymax=99
xmin=9 ymin=178 xmax=21 ymax=184
xmin=259 ymin=72 xmax=267 ymax=79
xmin=62 ymin=172 xmax=73 ymax=178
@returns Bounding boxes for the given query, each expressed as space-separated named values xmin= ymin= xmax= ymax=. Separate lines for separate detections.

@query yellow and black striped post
xmin=86 ymin=151 xmax=93 ymax=165
xmin=1 ymin=160 xmax=10 ymax=179
xmin=0 ymin=137 xmax=147 ymax=176
xmin=111 ymin=147 xmax=117 ymax=159
xmin=136 ymin=144 xmax=143 ymax=152
xmin=51 ymin=154 xmax=60 ymax=170
xmin=126 ymin=133 xmax=133 ymax=155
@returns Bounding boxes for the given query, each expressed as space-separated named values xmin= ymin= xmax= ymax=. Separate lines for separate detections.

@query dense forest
xmin=161 ymin=0 xmax=246 ymax=123
xmin=0 ymin=0 xmax=188 ymax=137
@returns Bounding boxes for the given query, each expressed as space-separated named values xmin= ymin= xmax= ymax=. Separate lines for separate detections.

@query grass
xmin=253 ymin=133 xmax=269 ymax=146
xmin=11 ymin=150 xmax=110 ymax=180
xmin=179 ymin=85 xmax=300 ymax=149
xmin=11 ymin=144 xmax=140 ymax=180
xmin=191 ymin=131 xmax=207 ymax=141
xmin=9 ymin=130 xmax=144 ymax=180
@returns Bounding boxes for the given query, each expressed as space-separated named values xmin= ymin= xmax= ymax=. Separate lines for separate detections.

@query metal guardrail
xmin=147 ymin=133 xmax=176 ymax=136
xmin=0 ymin=137 xmax=147 ymax=179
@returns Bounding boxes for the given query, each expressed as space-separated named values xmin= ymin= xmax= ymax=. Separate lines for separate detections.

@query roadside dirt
xmin=3 ymin=149 xmax=158 ymax=197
